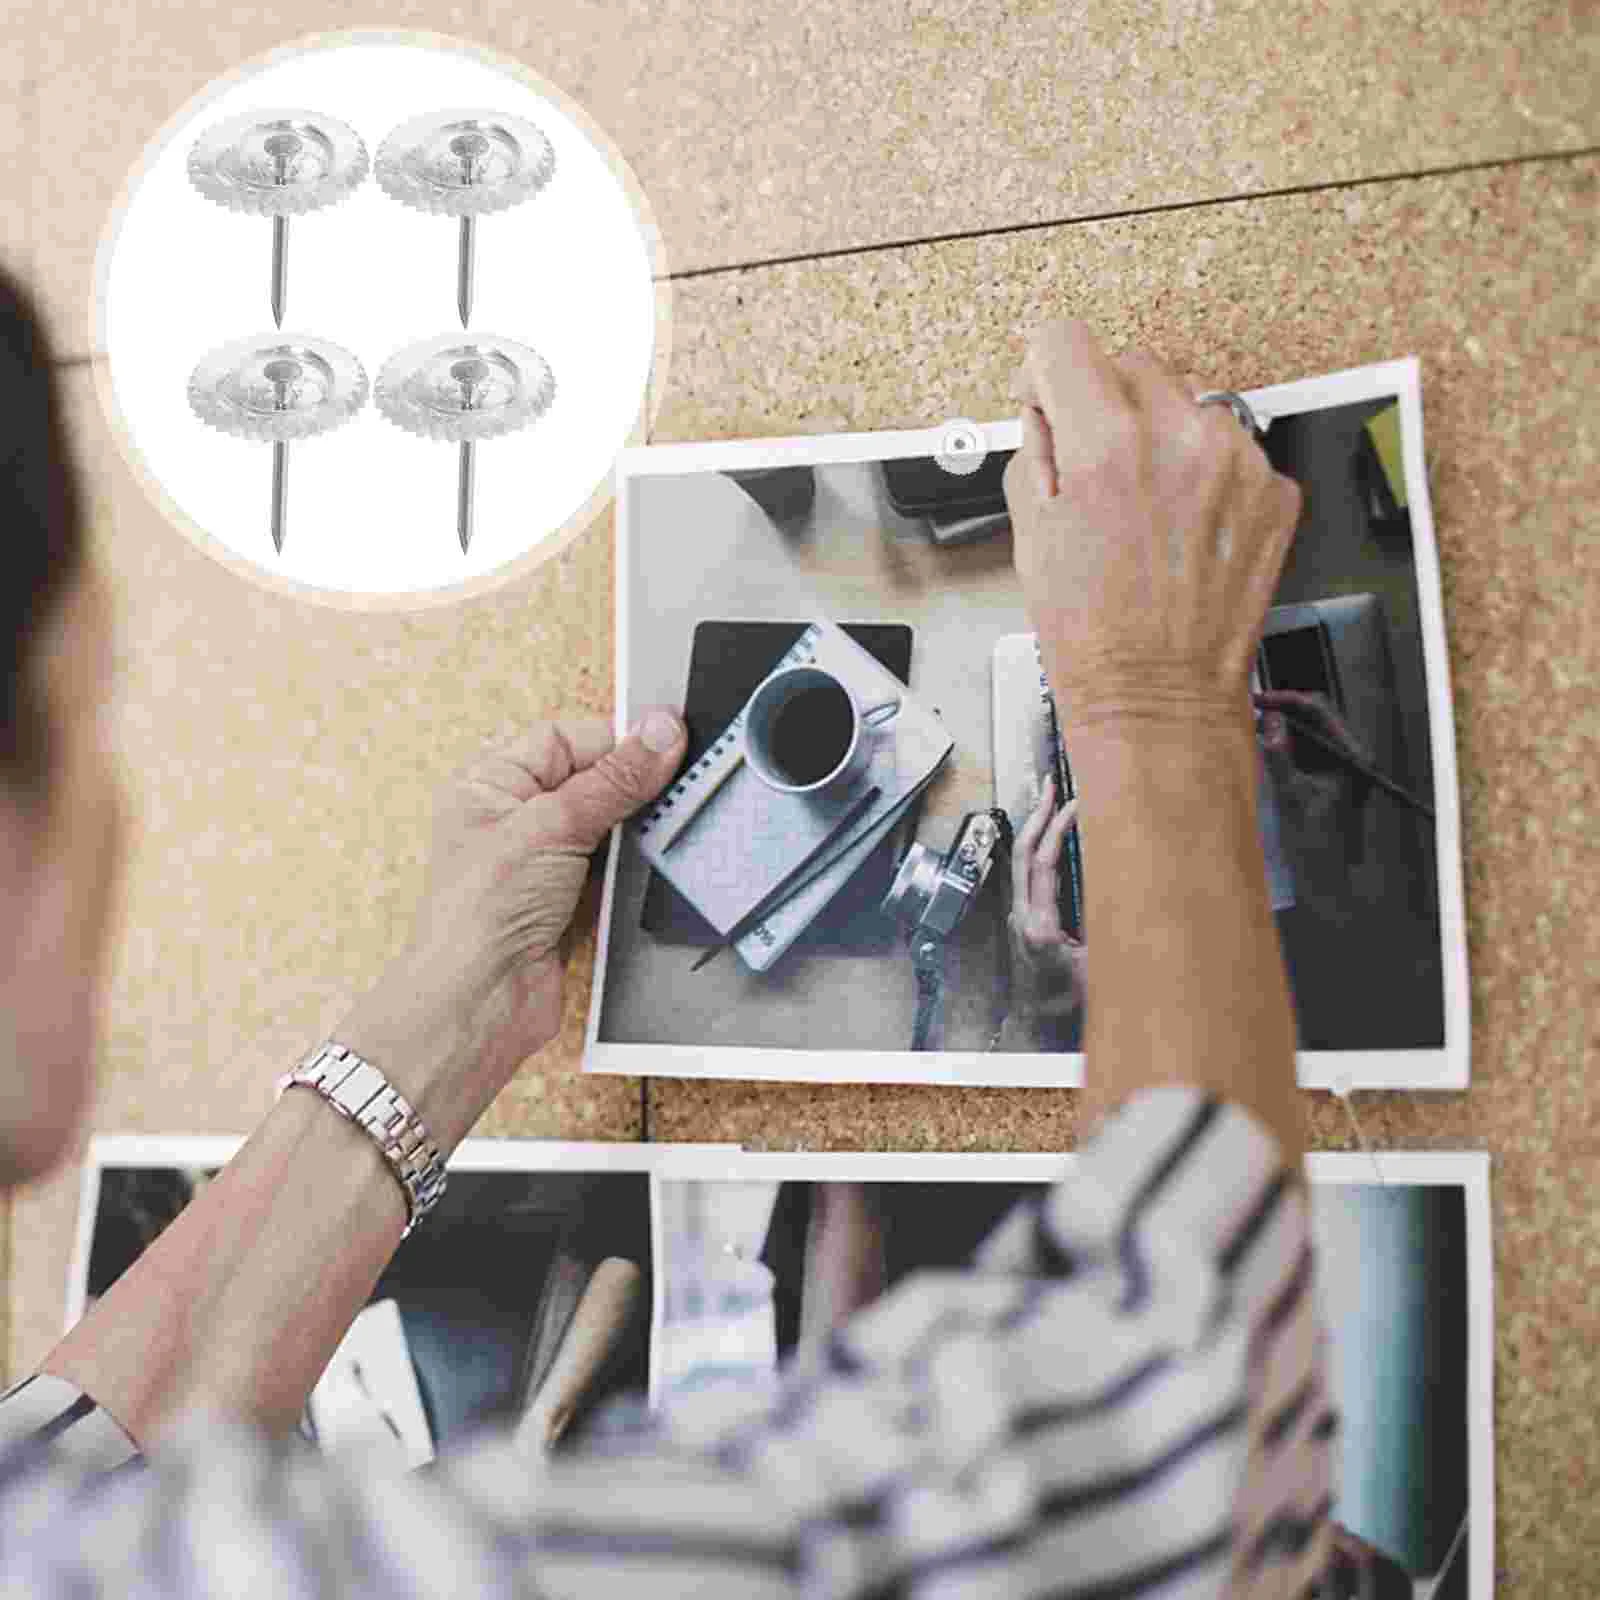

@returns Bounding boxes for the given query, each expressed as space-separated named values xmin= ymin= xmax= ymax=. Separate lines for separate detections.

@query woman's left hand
xmin=338 ymin=712 xmax=687 ymax=1152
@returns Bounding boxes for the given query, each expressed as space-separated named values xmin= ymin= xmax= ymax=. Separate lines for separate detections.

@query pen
xmin=1270 ymin=705 xmax=1436 ymax=820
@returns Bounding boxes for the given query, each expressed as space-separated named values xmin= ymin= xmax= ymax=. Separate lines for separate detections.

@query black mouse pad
xmin=640 ymin=621 xmax=914 ymax=951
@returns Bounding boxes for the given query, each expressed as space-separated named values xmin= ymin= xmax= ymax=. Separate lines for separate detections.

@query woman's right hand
xmin=1003 ymin=319 xmax=1303 ymax=742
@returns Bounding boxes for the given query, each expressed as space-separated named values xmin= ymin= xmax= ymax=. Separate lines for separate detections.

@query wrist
xmin=334 ymin=951 xmax=535 ymax=1155
xmin=1063 ymin=698 xmax=1258 ymax=792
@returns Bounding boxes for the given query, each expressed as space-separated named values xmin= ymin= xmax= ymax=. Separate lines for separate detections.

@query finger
xmin=1027 ymin=851 xmax=1064 ymax=939
xmin=1011 ymin=776 xmax=1054 ymax=906
xmin=1036 ymin=794 xmax=1079 ymax=877
xmin=472 ymin=719 xmax=618 ymax=796
xmin=1015 ymin=775 xmax=1055 ymax=856
xmin=1022 ymin=320 xmax=1133 ymax=475
xmin=531 ymin=707 xmax=688 ymax=851
xmin=1020 ymin=404 xmax=1059 ymax=499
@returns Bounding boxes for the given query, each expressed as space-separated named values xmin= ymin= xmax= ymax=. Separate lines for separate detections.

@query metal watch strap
xmin=276 ymin=1042 xmax=447 ymax=1239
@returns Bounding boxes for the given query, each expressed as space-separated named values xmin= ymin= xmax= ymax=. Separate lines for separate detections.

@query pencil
xmin=657 ymin=746 xmax=747 ymax=853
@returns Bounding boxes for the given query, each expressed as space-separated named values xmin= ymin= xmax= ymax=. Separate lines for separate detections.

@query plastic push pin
xmin=188 ymin=335 xmax=369 ymax=554
xmin=376 ymin=111 xmax=556 ymax=326
xmin=188 ymin=110 xmax=368 ymax=328
xmin=375 ymin=334 xmax=555 ymax=554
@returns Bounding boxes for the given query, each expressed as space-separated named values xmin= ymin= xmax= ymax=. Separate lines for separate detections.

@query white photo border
xmin=588 ymin=357 xmax=1469 ymax=1091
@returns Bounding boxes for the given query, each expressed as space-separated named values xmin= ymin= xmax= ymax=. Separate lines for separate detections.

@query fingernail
xmin=637 ymin=709 xmax=682 ymax=754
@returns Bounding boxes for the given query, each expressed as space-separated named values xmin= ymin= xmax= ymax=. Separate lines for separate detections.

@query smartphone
xmin=880 ymin=450 xmax=1015 ymax=518
xmin=1257 ymin=621 xmax=1347 ymax=774
xmin=1046 ymin=697 xmax=1086 ymax=941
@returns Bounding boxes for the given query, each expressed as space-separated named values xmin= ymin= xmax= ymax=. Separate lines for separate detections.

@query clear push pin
xmin=188 ymin=335 xmax=369 ymax=554
xmin=375 ymin=111 xmax=556 ymax=326
xmin=375 ymin=334 xmax=556 ymax=554
xmin=188 ymin=110 xmax=368 ymax=328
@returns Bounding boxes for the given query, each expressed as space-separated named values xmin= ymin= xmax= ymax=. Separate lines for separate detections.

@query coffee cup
xmin=743 ymin=665 xmax=901 ymax=795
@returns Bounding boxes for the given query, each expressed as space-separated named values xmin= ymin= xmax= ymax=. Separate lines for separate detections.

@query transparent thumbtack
xmin=375 ymin=111 xmax=557 ymax=326
xmin=375 ymin=334 xmax=556 ymax=554
xmin=188 ymin=335 xmax=369 ymax=554
xmin=188 ymin=110 xmax=369 ymax=328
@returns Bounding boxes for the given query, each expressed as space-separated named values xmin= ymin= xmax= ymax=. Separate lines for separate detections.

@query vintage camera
xmin=881 ymin=808 xmax=1012 ymax=942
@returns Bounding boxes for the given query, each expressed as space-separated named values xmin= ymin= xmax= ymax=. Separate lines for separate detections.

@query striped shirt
xmin=0 ymin=1088 xmax=1338 ymax=1596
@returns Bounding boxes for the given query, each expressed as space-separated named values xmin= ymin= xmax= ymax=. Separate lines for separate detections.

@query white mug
xmin=743 ymin=665 xmax=901 ymax=795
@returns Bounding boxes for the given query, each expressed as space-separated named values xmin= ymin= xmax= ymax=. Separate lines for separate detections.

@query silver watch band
xmin=276 ymin=1042 xmax=448 ymax=1239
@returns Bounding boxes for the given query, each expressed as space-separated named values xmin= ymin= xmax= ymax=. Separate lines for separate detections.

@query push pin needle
xmin=264 ymin=132 xmax=301 ymax=328
xmin=450 ymin=132 xmax=490 ymax=327
xmin=451 ymin=357 xmax=490 ymax=553
xmin=263 ymin=358 xmax=301 ymax=554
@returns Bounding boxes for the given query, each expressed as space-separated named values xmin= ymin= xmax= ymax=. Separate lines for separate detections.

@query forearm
xmin=41 ymin=1085 xmax=407 ymax=1447
xmin=1069 ymin=707 xmax=1303 ymax=1165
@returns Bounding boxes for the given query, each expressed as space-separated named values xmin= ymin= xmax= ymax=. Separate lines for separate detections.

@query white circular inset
xmin=935 ymin=418 xmax=987 ymax=476
xmin=96 ymin=33 xmax=667 ymax=606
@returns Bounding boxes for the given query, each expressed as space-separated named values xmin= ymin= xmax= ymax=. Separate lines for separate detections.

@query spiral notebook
xmin=640 ymin=622 xmax=914 ymax=951
xmin=634 ymin=621 xmax=953 ymax=944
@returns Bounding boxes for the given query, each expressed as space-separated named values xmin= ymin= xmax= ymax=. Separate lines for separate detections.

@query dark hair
xmin=0 ymin=266 xmax=85 ymax=788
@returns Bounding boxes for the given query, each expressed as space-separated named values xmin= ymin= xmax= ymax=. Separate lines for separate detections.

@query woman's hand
xmin=1253 ymin=688 xmax=1375 ymax=881
xmin=339 ymin=712 xmax=687 ymax=1152
xmin=1003 ymin=320 xmax=1303 ymax=743
xmin=1007 ymin=775 xmax=1088 ymax=1024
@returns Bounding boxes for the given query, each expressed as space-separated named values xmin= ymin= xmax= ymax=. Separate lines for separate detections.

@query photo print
xmin=587 ymin=359 xmax=1468 ymax=1089
xmin=68 ymin=1140 xmax=663 ymax=1470
xmin=651 ymin=1150 xmax=1492 ymax=1599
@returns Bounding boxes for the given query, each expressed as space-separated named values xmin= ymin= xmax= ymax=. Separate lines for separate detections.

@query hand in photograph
xmin=340 ymin=712 xmax=688 ymax=1153
xmin=1254 ymin=688 xmax=1376 ymax=880
xmin=1007 ymin=775 xmax=1088 ymax=1027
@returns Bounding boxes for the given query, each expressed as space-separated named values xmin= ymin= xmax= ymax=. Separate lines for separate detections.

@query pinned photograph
xmin=652 ymin=1149 xmax=1492 ymax=1599
xmin=587 ymin=359 xmax=1467 ymax=1089
xmin=68 ymin=1141 xmax=661 ymax=1467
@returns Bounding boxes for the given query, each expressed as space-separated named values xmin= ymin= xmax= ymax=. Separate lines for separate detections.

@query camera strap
xmin=909 ymin=933 xmax=950 ymax=1052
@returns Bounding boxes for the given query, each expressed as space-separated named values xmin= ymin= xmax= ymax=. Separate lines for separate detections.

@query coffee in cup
xmin=743 ymin=665 xmax=900 ymax=795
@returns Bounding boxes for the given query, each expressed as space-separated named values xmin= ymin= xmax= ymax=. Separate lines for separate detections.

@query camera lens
xmin=881 ymin=842 xmax=942 ymax=928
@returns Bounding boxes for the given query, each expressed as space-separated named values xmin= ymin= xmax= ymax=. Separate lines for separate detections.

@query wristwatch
xmin=277 ymin=1042 xmax=448 ymax=1239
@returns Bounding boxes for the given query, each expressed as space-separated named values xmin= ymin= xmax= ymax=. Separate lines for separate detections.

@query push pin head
xmin=189 ymin=109 xmax=368 ymax=217
xmin=262 ymin=131 xmax=305 ymax=183
xmin=189 ymin=109 xmax=368 ymax=326
xmin=376 ymin=333 xmax=556 ymax=554
xmin=449 ymin=356 xmax=492 ymax=410
xmin=377 ymin=111 xmax=556 ymax=326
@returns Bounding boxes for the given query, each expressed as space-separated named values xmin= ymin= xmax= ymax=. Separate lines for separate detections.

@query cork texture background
xmin=3 ymin=5 xmax=1598 ymax=1591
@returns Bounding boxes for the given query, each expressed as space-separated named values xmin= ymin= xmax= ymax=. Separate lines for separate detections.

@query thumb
xmin=544 ymin=708 xmax=688 ymax=850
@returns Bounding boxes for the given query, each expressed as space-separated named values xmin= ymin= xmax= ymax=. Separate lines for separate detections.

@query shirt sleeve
xmin=0 ymin=1086 xmax=1336 ymax=1600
